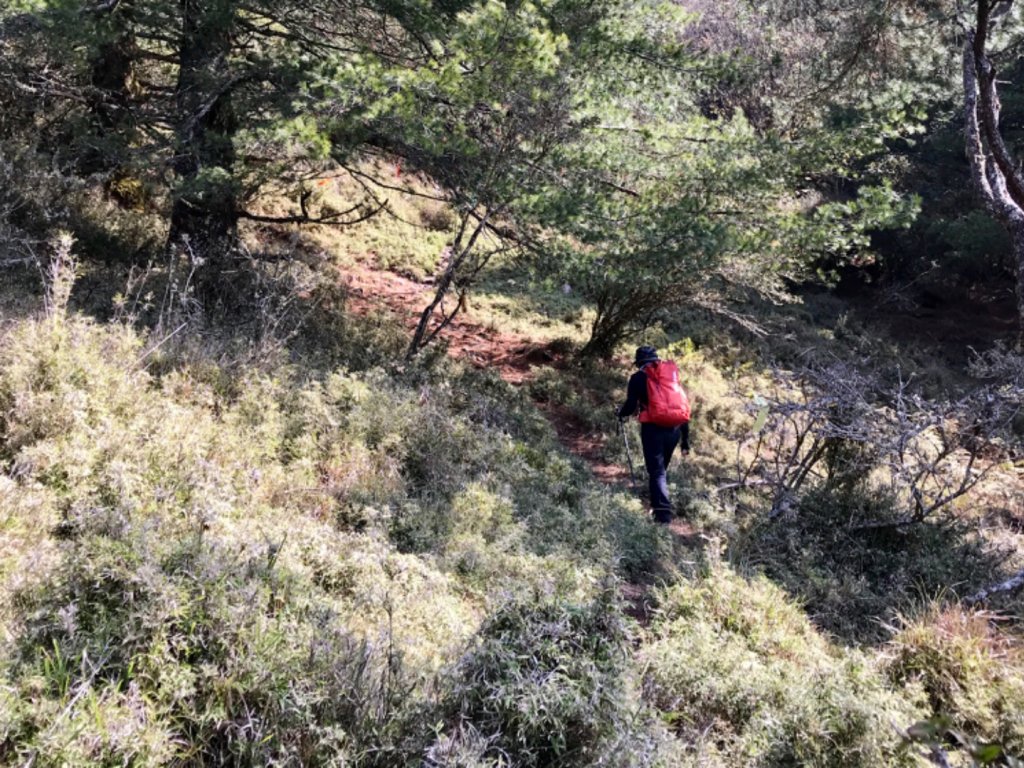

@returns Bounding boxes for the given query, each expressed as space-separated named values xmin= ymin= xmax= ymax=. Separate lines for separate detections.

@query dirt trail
xmin=344 ymin=262 xmax=700 ymax=621
xmin=344 ymin=264 xmax=700 ymax=515
xmin=345 ymin=268 xmax=536 ymax=382
xmin=344 ymin=265 xmax=629 ymax=480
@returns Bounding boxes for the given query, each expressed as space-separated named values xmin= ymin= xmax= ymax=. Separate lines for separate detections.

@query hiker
xmin=617 ymin=346 xmax=690 ymax=524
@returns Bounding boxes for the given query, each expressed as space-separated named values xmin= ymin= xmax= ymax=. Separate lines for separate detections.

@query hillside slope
xmin=1 ymin=222 xmax=1023 ymax=766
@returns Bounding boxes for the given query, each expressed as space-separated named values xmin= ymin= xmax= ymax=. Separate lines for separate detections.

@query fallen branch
xmin=965 ymin=567 xmax=1024 ymax=605
xmin=714 ymin=478 xmax=772 ymax=492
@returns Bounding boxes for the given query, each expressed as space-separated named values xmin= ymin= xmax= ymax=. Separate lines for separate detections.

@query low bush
xmin=9 ymin=243 xmax=1016 ymax=767
xmin=886 ymin=607 xmax=1024 ymax=759
xmin=734 ymin=487 xmax=999 ymax=642
xmin=639 ymin=564 xmax=926 ymax=767
xmin=430 ymin=586 xmax=657 ymax=767
xmin=0 ymin=294 xmax=677 ymax=763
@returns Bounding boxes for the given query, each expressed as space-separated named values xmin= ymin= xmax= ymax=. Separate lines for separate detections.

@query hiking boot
xmin=652 ymin=509 xmax=672 ymax=524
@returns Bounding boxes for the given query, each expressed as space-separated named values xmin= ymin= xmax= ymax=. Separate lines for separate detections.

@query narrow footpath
xmin=343 ymin=264 xmax=699 ymax=542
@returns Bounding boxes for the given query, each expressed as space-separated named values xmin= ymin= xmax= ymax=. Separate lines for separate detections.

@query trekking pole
xmin=616 ymin=412 xmax=638 ymax=491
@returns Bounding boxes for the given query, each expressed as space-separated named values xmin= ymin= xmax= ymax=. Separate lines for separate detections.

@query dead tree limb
xmin=734 ymin=360 xmax=1017 ymax=529
xmin=406 ymin=207 xmax=494 ymax=360
xmin=965 ymin=568 xmax=1024 ymax=604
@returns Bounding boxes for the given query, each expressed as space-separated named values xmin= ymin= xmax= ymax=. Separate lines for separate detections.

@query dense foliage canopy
xmin=1 ymin=0 xmax=957 ymax=347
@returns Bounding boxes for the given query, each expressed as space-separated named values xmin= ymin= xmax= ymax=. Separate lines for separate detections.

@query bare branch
xmin=965 ymin=567 xmax=1024 ymax=604
xmin=237 ymin=197 xmax=388 ymax=226
xmin=730 ymin=359 xmax=1016 ymax=530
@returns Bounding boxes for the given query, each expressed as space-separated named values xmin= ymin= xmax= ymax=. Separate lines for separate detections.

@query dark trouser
xmin=640 ymin=423 xmax=684 ymax=522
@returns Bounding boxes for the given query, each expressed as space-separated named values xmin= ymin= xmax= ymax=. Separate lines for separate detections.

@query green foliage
xmin=1 ymin=230 xmax=1020 ymax=767
xmin=534 ymin=110 xmax=920 ymax=357
xmin=292 ymin=167 xmax=456 ymax=280
xmin=0 ymin=315 xmax=480 ymax=764
xmin=495 ymin=0 xmax=931 ymax=358
xmin=926 ymin=211 xmax=1013 ymax=280
xmin=433 ymin=587 xmax=636 ymax=767
xmin=0 ymin=300 xmax=684 ymax=763
xmin=887 ymin=607 xmax=1024 ymax=759
xmin=640 ymin=564 xmax=926 ymax=767
xmin=4 ymin=1 xmax=1023 ymax=763
xmin=734 ymin=487 xmax=999 ymax=643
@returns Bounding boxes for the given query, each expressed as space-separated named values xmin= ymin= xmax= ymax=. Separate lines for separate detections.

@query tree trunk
xmin=579 ymin=290 xmax=653 ymax=360
xmin=166 ymin=0 xmax=239 ymax=306
xmin=579 ymin=321 xmax=622 ymax=360
xmin=82 ymin=4 xmax=137 ymax=174
xmin=963 ymin=1 xmax=1024 ymax=347
xmin=407 ymin=211 xmax=490 ymax=359
xmin=580 ymin=294 xmax=626 ymax=360
xmin=1013 ymin=222 xmax=1024 ymax=345
xmin=966 ymin=566 xmax=1024 ymax=604
xmin=91 ymin=37 xmax=134 ymax=132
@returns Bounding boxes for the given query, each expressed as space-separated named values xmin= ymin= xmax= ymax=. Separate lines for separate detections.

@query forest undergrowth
xmin=7 ymin=0 xmax=1024 ymax=759
xmin=0 ymin=230 xmax=1022 ymax=767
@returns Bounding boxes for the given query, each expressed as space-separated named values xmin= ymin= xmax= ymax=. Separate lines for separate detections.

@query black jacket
xmin=617 ymin=369 xmax=649 ymax=420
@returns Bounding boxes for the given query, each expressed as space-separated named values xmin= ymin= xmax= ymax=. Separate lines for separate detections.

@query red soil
xmin=343 ymin=264 xmax=628 ymax=480
xmin=344 ymin=262 xmax=701 ymax=625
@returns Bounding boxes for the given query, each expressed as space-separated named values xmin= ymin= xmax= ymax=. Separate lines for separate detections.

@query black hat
xmin=634 ymin=345 xmax=659 ymax=367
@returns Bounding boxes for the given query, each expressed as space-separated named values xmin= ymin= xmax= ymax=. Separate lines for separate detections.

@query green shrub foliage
xmin=2 ymin=275 xmax=1022 ymax=766
xmin=640 ymin=565 xmax=927 ymax=767
xmin=432 ymin=587 xmax=633 ymax=767
xmin=0 ymin=311 xmax=680 ymax=764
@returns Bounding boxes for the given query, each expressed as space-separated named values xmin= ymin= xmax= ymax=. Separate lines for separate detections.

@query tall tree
xmin=962 ymin=0 xmax=1024 ymax=345
xmin=3 ymin=0 xmax=624 ymax=319
xmin=393 ymin=0 xmax=592 ymax=358
xmin=522 ymin=0 xmax=924 ymax=358
xmin=1 ymin=0 xmax=451 ymax=301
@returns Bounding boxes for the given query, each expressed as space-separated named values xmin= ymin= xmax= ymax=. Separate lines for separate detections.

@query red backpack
xmin=638 ymin=360 xmax=690 ymax=428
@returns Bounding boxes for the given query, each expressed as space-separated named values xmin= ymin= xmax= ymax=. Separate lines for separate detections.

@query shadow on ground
xmin=730 ymin=493 xmax=1016 ymax=644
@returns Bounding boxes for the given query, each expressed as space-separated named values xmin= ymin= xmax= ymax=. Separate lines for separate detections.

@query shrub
xmin=735 ymin=487 xmax=998 ymax=642
xmin=593 ymin=491 xmax=678 ymax=584
xmin=431 ymin=587 xmax=637 ymax=767
xmin=2 ymin=298 xmax=680 ymax=764
xmin=640 ymin=564 xmax=925 ymax=767
xmin=886 ymin=607 xmax=1024 ymax=758
xmin=0 ymin=315 xmax=483 ymax=765
xmin=419 ymin=202 xmax=458 ymax=233
xmin=0 ymin=317 xmax=145 ymax=463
